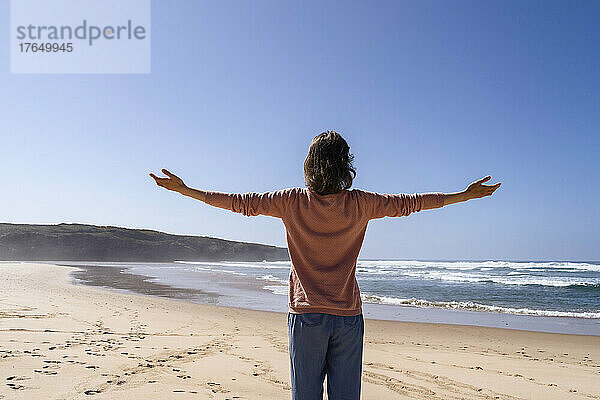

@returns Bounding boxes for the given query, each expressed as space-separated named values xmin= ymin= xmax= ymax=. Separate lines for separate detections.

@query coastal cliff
xmin=0 ymin=223 xmax=290 ymax=262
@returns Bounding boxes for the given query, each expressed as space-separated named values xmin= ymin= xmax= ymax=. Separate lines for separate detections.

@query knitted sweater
xmin=203 ymin=187 xmax=444 ymax=316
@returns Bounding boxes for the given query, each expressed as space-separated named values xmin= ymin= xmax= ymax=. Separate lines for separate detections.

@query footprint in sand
xmin=6 ymin=376 xmax=30 ymax=382
xmin=37 ymin=370 xmax=58 ymax=375
xmin=206 ymin=382 xmax=229 ymax=394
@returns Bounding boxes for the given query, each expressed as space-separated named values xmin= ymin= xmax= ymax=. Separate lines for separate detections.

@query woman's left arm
xmin=442 ymin=176 xmax=502 ymax=206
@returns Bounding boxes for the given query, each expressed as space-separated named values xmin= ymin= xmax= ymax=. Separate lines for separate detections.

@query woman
xmin=150 ymin=130 xmax=501 ymax=400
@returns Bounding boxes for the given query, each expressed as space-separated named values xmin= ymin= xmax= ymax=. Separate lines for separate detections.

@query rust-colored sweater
xmin=203 ymin=187 xmax=445 ymax=316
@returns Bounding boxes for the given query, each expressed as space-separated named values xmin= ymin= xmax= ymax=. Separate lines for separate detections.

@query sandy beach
xmin=0 ymin=262 xmax=598 ymax=400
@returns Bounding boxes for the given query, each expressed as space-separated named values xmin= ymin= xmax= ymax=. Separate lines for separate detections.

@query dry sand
xmin=0 ymin=262 xmax=598 ymax=399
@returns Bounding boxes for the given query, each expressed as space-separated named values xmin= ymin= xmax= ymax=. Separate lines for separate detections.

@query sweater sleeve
xmin=357 ymin=189 xmax=445 ymax=220
xmin=203 ymin=188 xmax=292 ymax=218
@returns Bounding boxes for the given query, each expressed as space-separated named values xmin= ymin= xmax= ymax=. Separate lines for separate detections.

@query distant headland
xmin=0 ymin=223 xmax=290 ymax=262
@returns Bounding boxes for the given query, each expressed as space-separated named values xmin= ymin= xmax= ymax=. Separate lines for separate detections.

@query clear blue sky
xmin=1 ymin=1 xmax=598 ymax=260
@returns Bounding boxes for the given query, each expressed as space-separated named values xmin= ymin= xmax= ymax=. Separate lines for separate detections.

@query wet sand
xmin=1 ymin=262 xmax=599 ymax=399
xmin=66 ymin=263 xmax=219 ymax=304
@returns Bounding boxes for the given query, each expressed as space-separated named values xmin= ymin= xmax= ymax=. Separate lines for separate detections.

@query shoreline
xmin=63 ymin=261 xmax=600 ymax=336
xmin=1 ymin=262 xmax=599 ymax=399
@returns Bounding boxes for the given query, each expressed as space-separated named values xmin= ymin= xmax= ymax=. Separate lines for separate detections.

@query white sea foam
xmin=361 ymin=294 xmax=600 ymax=319
xmin=487 ymin=277 xmax=598 ymax=287
xmin=423 ymin=271 xmax=597 ymax=287
xmin=175 ymin=260 xmax=290 ymax=269
xmin=258 ymin=274 xmax=288 ymax=285
xmin=175 ymin=264 xmax=247 ymax=276
xmin=356 ymin=264 xmax=600 ymax=287
xmin=258 ymin=275 xmax=289 ymax=296
xmin=191 ymin=266 xmax=212 ymax=271
xmin=262 ymin=285 xmax=288 ymax=296
xmin=219 ymin=269 xmax=247 ymax=276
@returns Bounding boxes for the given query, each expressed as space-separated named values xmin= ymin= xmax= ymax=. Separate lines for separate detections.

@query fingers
xmin=477 ymin=175 xmax=491 ymax=184
xmin=149 ymin=173 xmax=164 ymax=182
xmin=162 ymin=168 xmax=177 ymax=178
xmin=484 ymin=182 xmax=502 ymax=196
xmin=482 ymin=182 xmax=501 ymax=188
xmin=149 ymin=172 xmax=167 ymax=187
xmin=150 ymin=170 xmax=174 ymax=179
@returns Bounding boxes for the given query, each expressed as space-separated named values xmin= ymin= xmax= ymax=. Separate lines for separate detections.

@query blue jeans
xmin=288 ymin=312 xmax=364 ymax=400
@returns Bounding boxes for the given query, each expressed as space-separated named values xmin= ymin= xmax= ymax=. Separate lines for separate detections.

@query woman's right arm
xmin=149 ymin=168 xmax=206 ymax=199
xmin=149 ymin=168 xmax=290 ymax=218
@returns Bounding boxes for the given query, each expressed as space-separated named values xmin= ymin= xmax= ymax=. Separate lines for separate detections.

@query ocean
xmin=64 ymin=259 xmax=600 ymax=335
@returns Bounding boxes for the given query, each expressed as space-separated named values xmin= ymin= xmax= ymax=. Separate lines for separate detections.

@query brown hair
xmin=303 ymin=130 xmax=356 ymax=195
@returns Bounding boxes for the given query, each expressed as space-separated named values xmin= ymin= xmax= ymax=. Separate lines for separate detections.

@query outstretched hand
xmin=149 ymin=169 xmax=187 ymax=193
xmin=465 ymin=176 xmax=501 ymax=200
